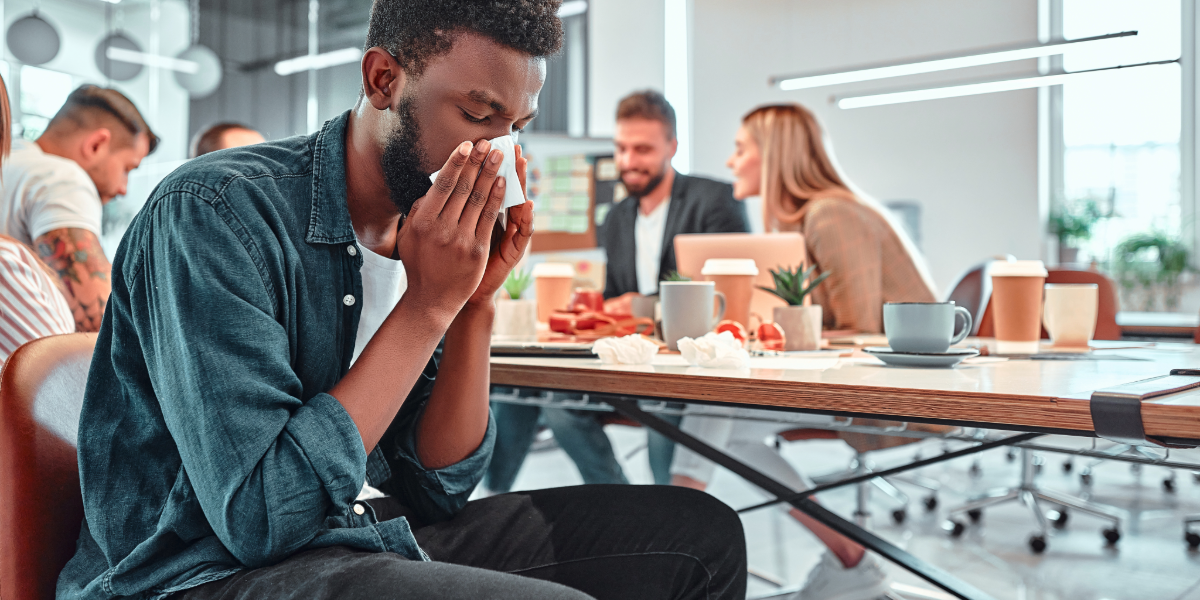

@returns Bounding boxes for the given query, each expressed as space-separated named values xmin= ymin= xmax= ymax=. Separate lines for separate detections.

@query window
xmin=1055 ymin=0 xmax=1187 ymax=311
xmin=17 ymin=65 xmax=75 ymax=141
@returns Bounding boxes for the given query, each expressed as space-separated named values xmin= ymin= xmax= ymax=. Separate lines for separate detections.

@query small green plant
xmin=1112 ymin=231 xmax=1192 ymax=311
xmin=664 ymin=270 xmax=691 ymax=282
xmin=1049 ymin=198 xmax=1105 ymax=247
xmin=503 ymin=268 xmax=534 ymax=300
xmin=758 ymin=265 xmax=830 ymax=306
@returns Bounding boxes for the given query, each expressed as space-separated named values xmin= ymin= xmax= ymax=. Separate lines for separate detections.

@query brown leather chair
xmin=1 ymin=333 xmax=97 ymax=600
xmin=977 ymin=268 xmax=1122 ymax=341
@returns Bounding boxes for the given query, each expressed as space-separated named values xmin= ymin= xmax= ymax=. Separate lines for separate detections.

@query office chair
xmin=0 ymin=333 xmax=97 ymax=600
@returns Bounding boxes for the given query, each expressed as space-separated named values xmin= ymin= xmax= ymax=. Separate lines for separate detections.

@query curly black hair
xmin=365 ymin=0 xmax=564 ymax=76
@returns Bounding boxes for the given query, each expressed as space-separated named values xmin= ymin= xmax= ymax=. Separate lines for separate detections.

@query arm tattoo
xmin=35 ymin=228 xmax=113 ymax=332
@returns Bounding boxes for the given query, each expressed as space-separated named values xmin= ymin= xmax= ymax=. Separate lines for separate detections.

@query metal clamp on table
xmin=1089 ymin=369 xmax=1200 ymax=447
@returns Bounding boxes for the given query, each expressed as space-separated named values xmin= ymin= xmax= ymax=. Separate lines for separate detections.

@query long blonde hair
xmin=742 ymin=103 xmax=937 ymax=294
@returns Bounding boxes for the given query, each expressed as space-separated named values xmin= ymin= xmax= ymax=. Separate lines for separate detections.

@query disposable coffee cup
xmin=531 ymin=262 xmax=575 ymax=323
xmin=1043 ymin=283 xmax=1098 ymax=348
xmin=989 ymin=260 xmax=1048 ymax=354
xmin=702 ymin=259 xmax=759 ymax=328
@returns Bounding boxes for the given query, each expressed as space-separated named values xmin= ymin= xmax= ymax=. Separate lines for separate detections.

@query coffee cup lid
xmin=531 ymin=262 xmax=575 ymax=278
xmin=988 ymin=259 xmax=1047 ymax=277
xmin=701 ymin=258 xmax=759 ymax=276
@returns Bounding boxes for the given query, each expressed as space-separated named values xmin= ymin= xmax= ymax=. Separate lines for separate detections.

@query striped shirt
xmin=0 ymin=236 xmax=74 ymax=362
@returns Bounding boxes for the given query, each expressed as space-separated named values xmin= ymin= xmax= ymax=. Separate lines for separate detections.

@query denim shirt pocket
xmin=375 ymin=516 xmax=430 ymax=562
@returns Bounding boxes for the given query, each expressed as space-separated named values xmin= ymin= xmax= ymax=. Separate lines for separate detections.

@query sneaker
xmin=790 ymin=552 xmax=891 ymax=600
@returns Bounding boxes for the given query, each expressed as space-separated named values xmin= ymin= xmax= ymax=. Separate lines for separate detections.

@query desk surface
xmin=490 ymin=342 xmax=1200 ymax=442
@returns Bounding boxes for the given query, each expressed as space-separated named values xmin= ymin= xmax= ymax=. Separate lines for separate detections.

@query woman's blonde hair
xmin=741 ymin=102 xmax=937 ymax=294
xmin=0 ymin=74 xmax=10 ymax=159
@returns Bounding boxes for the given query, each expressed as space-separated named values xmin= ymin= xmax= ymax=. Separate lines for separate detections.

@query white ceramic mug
xmin=1042 ymin=283 xmax=1098 ymax=348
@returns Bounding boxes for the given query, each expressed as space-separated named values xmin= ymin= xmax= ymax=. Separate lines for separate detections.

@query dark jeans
xmin=175 ymin=485 xmax=747 ymax=600
xmin=487 ymin=397 xmax=683 ymax=492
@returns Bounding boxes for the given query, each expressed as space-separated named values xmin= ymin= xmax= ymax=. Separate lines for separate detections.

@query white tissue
xmin=429 ymin=135 xmax=526 ymax=210
xmin=592 ymin=335 xmax=659 ymax=365
xmin=678 ymin=331 xmax=751 ymax=370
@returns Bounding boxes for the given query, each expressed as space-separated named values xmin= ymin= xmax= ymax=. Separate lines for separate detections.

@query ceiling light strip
xmin=835 ymin=59 xmax=1178 ymax=109
xmin=773 ymin=31 xmax=1137 ymax=91
xmin=107 ymin=47 xmax=199 ymax=74
xmin=274 ymin=47 xmax=363 ymax=76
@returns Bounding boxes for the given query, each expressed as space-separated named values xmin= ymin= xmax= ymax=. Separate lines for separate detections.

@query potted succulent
xmin=759 ymin=265 xmax=830 ymax=351
xmin=494 ymin=267 xmax=538 ymax=338
xmin=1049 ymin=197 xmax=1105 ymax=264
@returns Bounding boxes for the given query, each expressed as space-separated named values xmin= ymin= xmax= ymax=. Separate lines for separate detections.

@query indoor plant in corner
xmin=494 ymin=267 xmax=538 ymax=339
xmin=760 ymin=265 xmax=830 ymax=351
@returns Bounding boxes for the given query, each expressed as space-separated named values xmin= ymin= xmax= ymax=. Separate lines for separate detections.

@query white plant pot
xmin=494 ymin=299 xmax=538 ymax=339
xmin=773 ymin=305 xmax=822 ymax=351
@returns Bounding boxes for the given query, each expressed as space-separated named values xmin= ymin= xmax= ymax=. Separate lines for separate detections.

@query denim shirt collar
xmin=306 ymin=110 xmax=356 ymax=246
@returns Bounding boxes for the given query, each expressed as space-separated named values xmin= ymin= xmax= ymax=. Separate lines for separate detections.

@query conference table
xmin=489 ymin=340 xmax=1200 ymax=600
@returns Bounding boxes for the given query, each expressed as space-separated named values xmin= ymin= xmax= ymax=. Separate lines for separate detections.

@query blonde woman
xmin=672 ymin=104 xmax=936 ymax=600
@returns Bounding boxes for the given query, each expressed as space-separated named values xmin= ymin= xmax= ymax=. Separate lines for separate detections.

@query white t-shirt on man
xmin=634 ymin=197 xmax=671 ymax=295
xmin=0 ymin=139 xmax=103 ymax=246
xmin=350 ymin=240 xmax=408 ymax=501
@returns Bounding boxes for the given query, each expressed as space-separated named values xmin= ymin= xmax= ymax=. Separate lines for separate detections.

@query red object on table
xmin=549 ymin=310 xmax=654 ymax=340
xmin=716 ymin=320 xmax=748 ymax=344
xmin=757 ymin=322 xmax=786 ymax=351
xmin=568 ymin=288 xmax=605 ymax=313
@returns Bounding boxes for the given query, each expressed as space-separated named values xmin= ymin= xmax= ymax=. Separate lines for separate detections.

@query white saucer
xmin=863 ymin=347 xmax=980 ymax=368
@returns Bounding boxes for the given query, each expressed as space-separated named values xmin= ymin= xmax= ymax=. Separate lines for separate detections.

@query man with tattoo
xmin=0 ymin=85 xmax=156 ymax=332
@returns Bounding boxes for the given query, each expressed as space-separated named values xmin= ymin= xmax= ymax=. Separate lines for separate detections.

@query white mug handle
xmin=951 ymin=306 xmax=973 ymax=345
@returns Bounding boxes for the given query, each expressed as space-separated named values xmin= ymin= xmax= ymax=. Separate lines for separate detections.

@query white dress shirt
xmin=634 ymin=197 xmax=671 ymax=295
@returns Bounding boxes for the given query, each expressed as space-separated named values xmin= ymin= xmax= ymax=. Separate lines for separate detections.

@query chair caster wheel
xmin=1164 ymin=477 xmax=1176 ymax=493
xmin=1062 ymin=460 xmax=1073 ymax=473
xmin=1103 ymin=528 xmax=1121 ymax=545
xmin=1029 ymin=535 xmax=1048 ymax=554
xmin=1006 ymin=449 xmax=1017 ymax=462
xmin=968 ymin=463 xmax=983 ymax=478
xmin=1186 ymin=531 xmax=1200 ymax=550
xmin=944 ymin=519 xmax=966 ymax=538
xmin=892 ymin=509 xmax=907 ymax=525
xmin=967 ymin=508 xmax=983 ymax=523
xmin=1050 ymin=509 xmax=1069 ymax=529
xmin=923 ymin=495 xmax=938 ymax=511
xmin=1081 ymin=473 xmax=1094 ymax=487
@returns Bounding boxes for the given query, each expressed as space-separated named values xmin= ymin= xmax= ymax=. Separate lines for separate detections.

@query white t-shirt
xmin=0 ymin=139 xmax=103 ymax=246
xmin=350 ymin=241 xmax=408 ymax=365
xmin=634 ymin=197 xmax=671 ymax=295
xmin=350 ymin=240 xmax=407 ymax=501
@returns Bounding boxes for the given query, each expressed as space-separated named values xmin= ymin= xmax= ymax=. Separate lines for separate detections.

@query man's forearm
xmin=416 ymin=301 xmax=494 ymax=469
xmin=329 ymin=295 xmax=455 ymax=452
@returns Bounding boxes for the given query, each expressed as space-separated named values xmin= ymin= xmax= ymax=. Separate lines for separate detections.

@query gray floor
xmin=479 ymin=425 xmax=1200 ymax=600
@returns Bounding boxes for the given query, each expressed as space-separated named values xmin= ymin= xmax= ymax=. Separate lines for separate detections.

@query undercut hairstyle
xmin=190 ymin=122 xmax=257 ymax=158
xmin=364 ymin=0 xmax=564 ymax=77
xmin=617 ymin=90 xmax=677 ymax=141
xmin=45 ymin=85 xmax=158 ymax=155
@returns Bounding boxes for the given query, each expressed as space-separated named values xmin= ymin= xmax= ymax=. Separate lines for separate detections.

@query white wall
xmin=588 ymin=0 xmax=665 ymax=137
xmin=690 ymin=0 xmax=1042 ymax=294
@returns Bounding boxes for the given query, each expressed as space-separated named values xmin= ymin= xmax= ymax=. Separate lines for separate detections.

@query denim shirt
xmin=57 ymin=111 xmax=495 ymax=600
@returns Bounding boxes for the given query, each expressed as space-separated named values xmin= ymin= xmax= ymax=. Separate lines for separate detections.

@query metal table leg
xmin=602 ymin=395 xmax=1014 ymax=600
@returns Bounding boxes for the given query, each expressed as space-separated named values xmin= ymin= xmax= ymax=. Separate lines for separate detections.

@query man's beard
xmin=380 ymin=96 xmax=431 ymax=215
xmin=620 ymin=164 xmax=667 ymax=198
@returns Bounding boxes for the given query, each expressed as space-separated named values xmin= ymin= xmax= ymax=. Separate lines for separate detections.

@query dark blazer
xmin=603 ymin=172 xmax=748 ymax=299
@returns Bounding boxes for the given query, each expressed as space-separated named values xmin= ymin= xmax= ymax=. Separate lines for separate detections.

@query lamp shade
xmin=95 ymin=33 xmax=143 ymax=81
xmin=7 ymin=14 xmax=60 ymax=65
xmin=173 ymin=45 xmax=222 ymax=97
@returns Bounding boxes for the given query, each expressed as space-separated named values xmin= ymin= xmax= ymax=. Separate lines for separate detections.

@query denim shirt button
xmin=353 ymin=503 xmax=366 ymax=515
xmin=347 ymin=245 xmax=357 ymax=257
xmin=343 ymin=294 xmax=356 ymax=306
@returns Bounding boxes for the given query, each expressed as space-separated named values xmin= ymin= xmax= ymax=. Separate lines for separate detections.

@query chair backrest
xmin=944 ymin=261 xmax=996 ymax=336
xmin=976 ymin=268 xmax=1121 ymax=341
xmin=1 ymin=333 xmax=97 ymax=600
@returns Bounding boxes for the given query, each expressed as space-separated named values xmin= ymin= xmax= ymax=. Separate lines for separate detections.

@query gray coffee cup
xmin=883 ymin=302 xmax=972 ymax=354
xmin=661 ymin=282 xmax=726 ymax=351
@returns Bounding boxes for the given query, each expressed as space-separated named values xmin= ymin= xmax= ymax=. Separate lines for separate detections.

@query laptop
xmin=673 ymin=233 xmax=807 ymax=325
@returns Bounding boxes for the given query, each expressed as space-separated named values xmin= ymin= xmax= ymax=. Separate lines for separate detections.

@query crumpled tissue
xmin=592 ymin=334 xmax=659 ymax=365
xmin=430 ymin=135 xmax=526 ymax=210
xmin=678 ymin=331 xmax=751 ymax=369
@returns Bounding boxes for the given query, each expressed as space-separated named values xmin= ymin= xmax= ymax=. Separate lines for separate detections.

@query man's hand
xmin=467 ymin=144 xmax=534 ymax=308
xmin=34 ymin=227 xmax=112 ymax=332
xmin=395 ymin=139 xmax=507 ymax=323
